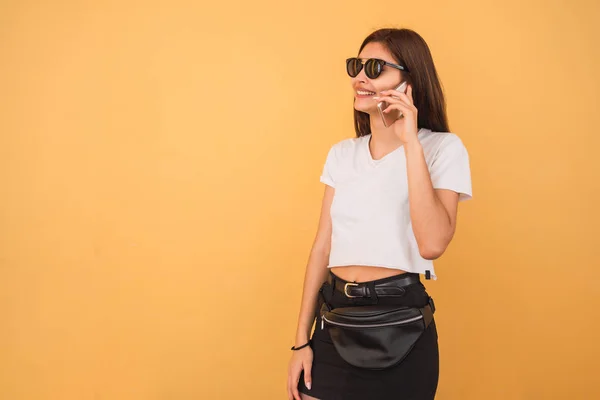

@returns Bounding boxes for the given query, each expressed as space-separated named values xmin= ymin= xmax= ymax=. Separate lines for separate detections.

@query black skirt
xmin=297 ymin=271 xmax=439 ymax=400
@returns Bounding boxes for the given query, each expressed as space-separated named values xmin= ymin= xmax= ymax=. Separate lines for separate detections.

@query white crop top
xmin=319 ymin=128 xmax=473 ymax=280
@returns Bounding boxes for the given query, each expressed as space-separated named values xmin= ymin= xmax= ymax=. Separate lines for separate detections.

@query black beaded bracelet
xmin=291 ymin=340 xmax=311 ymax=351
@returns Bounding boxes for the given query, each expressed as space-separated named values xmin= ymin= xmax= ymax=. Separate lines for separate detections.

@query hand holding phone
xmin=377 ymin=81 xmax=408 ymax=127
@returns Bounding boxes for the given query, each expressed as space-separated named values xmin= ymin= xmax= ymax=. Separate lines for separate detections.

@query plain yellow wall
xmin=1 ymin=0 xmax=599 ymax=399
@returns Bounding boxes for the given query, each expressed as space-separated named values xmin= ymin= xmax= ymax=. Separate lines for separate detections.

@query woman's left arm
xmin=404 ymin=141 xmax=459 ymax=260
xmin=377 ymin=84 xmax=468 ymax=260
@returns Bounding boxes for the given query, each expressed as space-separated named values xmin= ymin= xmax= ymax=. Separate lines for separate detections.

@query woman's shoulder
xmin=420 ymin=130 xmax=468 ymax=165
xmin=327 ymin=135 xmax=368 ymax=156
xmin=420 ymin=129 xmax=460 ymax=147
xmin=421 ymin=129 xmax=467 ymax=151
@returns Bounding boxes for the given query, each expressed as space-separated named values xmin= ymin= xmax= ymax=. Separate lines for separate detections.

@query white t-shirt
xmin=319 ymin=128 xmax=473 ymax=280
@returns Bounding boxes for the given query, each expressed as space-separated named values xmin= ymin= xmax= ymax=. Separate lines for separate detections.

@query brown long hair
xmin=353 ymin=28 xmax=449 ymax=137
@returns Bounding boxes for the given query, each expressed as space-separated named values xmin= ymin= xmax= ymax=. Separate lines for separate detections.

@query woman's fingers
xmin=380 ymin=86 xmax=414 ymax=105
xmin=288 ymin=349 xmax=313 ymax=399
xmin=373 ymin=95 xmax=402 ymax=104
xmin=383 ymin=102 xmax=411 ymax=114
xmin=287 ymin=371 xmax=295 ymax=400
xmin=289 ymin=365 xmax=302 ymax=400
xmin=303 ymin=360 xmax=313 ymax=390
xmin=375 ymin=94 xmax=415 ymax=109
xmin=374 ymin=96 xmax=415 ymax=116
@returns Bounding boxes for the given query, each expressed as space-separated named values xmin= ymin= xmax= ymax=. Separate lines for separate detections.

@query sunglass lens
xmin=346 ymin=58 xmax=362 ymax=77
xmin=365 ymin=59 xmax=383 ymax=79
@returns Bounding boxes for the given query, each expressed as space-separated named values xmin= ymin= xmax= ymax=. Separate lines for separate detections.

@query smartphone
xmin=377 ymin=81 xmax=408 ymax=127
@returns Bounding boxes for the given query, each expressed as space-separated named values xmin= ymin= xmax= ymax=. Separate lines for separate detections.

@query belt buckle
xmin=344 ymin=282 xmax=360 ymax=298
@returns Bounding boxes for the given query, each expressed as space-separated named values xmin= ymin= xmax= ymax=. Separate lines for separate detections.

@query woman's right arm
xmin=293 ymin=184 xmax=335 ymax=346
xmin=287 ymin=184 xmax=334 ymax=400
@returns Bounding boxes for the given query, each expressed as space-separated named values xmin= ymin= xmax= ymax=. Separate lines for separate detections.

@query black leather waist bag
xmin=318 ymin=291 xmax=435 ymax=370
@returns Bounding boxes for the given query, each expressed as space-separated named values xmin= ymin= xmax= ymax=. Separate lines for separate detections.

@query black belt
xmin=328 ymin=272 xmax=420 ymax=298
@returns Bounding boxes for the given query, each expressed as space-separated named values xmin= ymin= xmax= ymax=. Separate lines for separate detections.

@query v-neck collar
xmin=365 ymin=128 xmax=426 ymax=165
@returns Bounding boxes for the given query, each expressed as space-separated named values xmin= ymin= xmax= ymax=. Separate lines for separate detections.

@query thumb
xmin=303 ymin=361 xmax=312 ymax=390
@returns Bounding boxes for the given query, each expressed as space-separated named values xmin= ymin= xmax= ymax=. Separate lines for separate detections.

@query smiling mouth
xmin=356 ymin=90 xmax=376 ymax=96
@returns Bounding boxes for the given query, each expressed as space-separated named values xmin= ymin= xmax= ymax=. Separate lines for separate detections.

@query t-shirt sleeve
xmin=429 ymin=134 xmax=473 ymax=201
xmin=319 ymin=145 xmax=337 ymax=188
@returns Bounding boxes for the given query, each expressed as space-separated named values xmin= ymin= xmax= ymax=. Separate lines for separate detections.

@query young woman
xmin=287 ymin=28 xmax=473 ymax=400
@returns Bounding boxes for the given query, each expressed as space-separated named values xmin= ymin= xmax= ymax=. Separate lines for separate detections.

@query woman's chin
xmin=354 ymin=106 xmax=377 ymax=116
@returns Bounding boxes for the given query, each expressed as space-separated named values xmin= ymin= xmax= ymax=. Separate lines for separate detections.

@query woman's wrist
xmin=291 ymin=340 xmax=312 ymax=351
xmin=403 ymin=139 xmax=422 ymax=154
xmin=295 ymin=335 xmax=309 ymax=347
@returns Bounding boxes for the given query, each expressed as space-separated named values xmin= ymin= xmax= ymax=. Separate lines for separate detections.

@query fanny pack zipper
xmin=321 ymin=314 xmax=423 ymax=329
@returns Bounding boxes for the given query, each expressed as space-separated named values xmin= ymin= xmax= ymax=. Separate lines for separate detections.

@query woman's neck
xmin=369 ymin=114 xmax=404 ymax=147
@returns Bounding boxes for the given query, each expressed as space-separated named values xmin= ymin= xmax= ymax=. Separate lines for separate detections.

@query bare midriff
xmin=329 ymin=265 xmax=408 ymax=283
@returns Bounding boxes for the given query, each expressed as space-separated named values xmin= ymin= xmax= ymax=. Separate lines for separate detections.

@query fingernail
xmin=373 ymin=96 xmax=379 ymax=99
xmin=307 ymin=382 xmax=311 ymax=390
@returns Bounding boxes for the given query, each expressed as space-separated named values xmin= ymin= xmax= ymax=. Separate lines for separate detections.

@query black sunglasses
xmin=346 ymin=57 xmax=410 ymax=79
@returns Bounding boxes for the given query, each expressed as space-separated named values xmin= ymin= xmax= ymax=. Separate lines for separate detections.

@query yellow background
xmin=1 ymin=0 xmax=599 ymax=399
